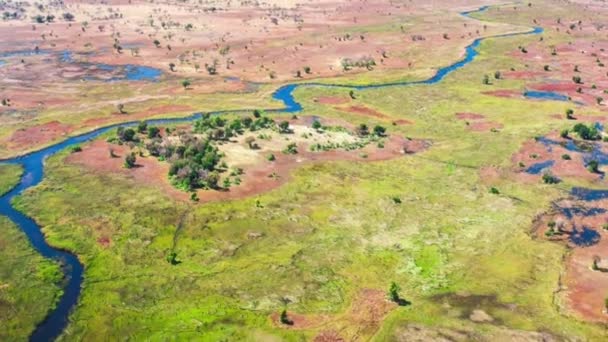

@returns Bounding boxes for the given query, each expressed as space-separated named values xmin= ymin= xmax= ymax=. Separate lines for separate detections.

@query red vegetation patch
xmin=8 ymin=121 xmax=72 ymax=150
xmin=314 ymin=330 xmax=345 ymax=342
xmin=273 ymin=288 xmax=398 ymax=338
xmin=535 ymin=200 xmax=608 ymax=322
xmin=97 ymin=236 xmax=111 ymax=248
xmin=456 ymin=112 xmax=485 ymax=120
xmin=482 ymin=89 xmax=521 ymax=98
xmin=467 ymin=121 xmax=503 ymax=132
xmin=65 ymin=140 xmax=190 ymax=201
xmin=315 ymin=96 xmax=350 ymax=105
xmin=393 ymin=119 xmax=413 ymax=125
xmin=338 ymin=105 xmax=388 ymax=119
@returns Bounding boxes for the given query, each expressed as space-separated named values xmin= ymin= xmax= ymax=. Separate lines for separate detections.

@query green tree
xmin=182 ymin=79 xmax=191 ymax=89
xmin=373 ymin=125 xmax=386 ymax=136
xmin=388 ymin=282 xmax=401 ymax=303
xmin=137 ymin=121 xmax=147 ymax=133
xmin=148 ymin=127 xmax=160 ymax=138
xmin=312 ymin=120 xmax=322 ymax=130
xmin=280 ymin=309 xmax=293 ymax=325
xmin=124 ymin=153 xmax=136 ymax=169
xmin=278 ymin=121 xmax=290 ymax=133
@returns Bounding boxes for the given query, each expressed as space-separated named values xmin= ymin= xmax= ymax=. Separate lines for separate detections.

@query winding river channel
xmin=0 ymin=6 xmax=542 ymax=341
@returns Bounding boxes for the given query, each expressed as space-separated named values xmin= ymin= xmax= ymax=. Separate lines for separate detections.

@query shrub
xmin=489 ymin=187 xmax=500 ymax=194
xmin=542 ymin=173 xmax=559 ymax=184
xmin=124 ymin=153 xmax=136 ymax=169
xmin=70 ymin=145 xmax=82 ymax=153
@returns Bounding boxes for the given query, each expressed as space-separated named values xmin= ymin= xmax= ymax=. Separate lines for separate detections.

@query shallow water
xmin=525 ymin=160 xmax=554 ymax=174
xmin=523 ymin=90 xmax=569 ymax=101
xmin=570 ymin=227 xmax=601 ymax=247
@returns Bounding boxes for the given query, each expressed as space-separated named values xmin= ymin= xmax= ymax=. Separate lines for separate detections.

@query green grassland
xmin=0 ymin=164 xmax=22 ymax=195
xmin=8 ymin=1 xmax=608 ymax=340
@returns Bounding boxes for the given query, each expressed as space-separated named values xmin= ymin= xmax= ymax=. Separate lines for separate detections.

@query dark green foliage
xmin=283 ymin=143 xmax=298 ymax=154
xmin=373 ymin=125 xmax=386 ymax=136
xmin=572 ymin=75 xmax=582 ymax=84
xmin=148 ymin=127 xmax=160 ymax=138
xmin=124 ymin=153 xmax=136 ymax=169
xmin=117 ymin=127 xmax=137 ymax=142
xmin=387 ymin=282 xmax=409 ymax=306
xmin=267 ymin=153 xmax=276 ymax=161
xmin=560 ymin=129 xmax=569 ymax=138
xmin=356 ymin=124 xmax=369 ymax=136
xmin=542 ymin=173 xmax=560 ymax=184
xmin=166 ymin=252 xmax=181 ymax=265
xmin=253 ymin=109 xmax=262 ymax=118
xmin=572 ymin=123 xmax=600 ymax=140
xmin=278 ymin=121 xmax=290 ymax=133
xmin=70 ymin=145 xmax=82 ymax=153
xmin=392 ymin=196 xmax=401 ymax=204
xmin=587 ymin=160 xmax=599 ymax=173
xmin=280 ymin=310 xmax=293 ymax=325
xmin=312 ymin=120 xmax=322 ymax=130
xmin=489 ymin=187 xmax=500 ymax=194
xmin=566 ymin=108 xmax=574 ymax=120
xmin=562 ymin=154 xmax=571 ymax=160
xmin=137 ymin=121 xmax=147 ymax=133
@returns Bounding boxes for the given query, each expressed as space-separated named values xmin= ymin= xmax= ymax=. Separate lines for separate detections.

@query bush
xmin=124 ymin=153 xmax=136 ymax=169
xmin=283 ymin=143 xmax=298 ymax=154
xmin=489 ymin=187 xmax=500 ymax=194
xmin=542 ymin=173 xmax=559 ymax=184
xmin=70 ymin=145 xmax=82 ymax=153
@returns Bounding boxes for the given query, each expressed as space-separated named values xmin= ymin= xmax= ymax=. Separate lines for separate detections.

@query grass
xmin=0 ymin=216 xmax=62 ymax=340
xmin=7 ymin=0 xmax=608 ymax=340
xmin=0 ymin=164 xmax=22 ymax=195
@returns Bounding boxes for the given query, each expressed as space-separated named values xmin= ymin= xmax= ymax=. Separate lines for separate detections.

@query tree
xmin=253 ymin=109 xmax=262 ymax=118
xmin=356 ymin=124 xmax=369 ymax=136
xmin=373 ymin=125 xmax=386 ymax=136
xmin=588 ymin=160 xmax=599 ymax=173
xmin=169 ymin=63 xmax=176 ymax=72
xmin=124 ymin=153 xmax=136 ymax=169
xmin=117 ymin=103 xmax=126 ymax=114
xmin=137 ymin=121 xmax=147 ymax=133
xmin=388 ymin=282 xmax=401 ymax=303
xmin=494 ymin=71 xmax=501 ymax=79
xmin=153 ymin=39 xmax=161 ymax=48
xmin=303 ymin=66 xmax=311 ymax=74
xmin=280 ymin=309 xmax=293 ymax=325
xmin=560 ymin=129 xmax=569 ymax=138
xmin=543 ymin=65 xmax=550 ymax=71
xmin=182 ymin=79 xmax=191 ymax=89
xmin=62 ymin=12 xmax=75 ymax=21
xmin=482 ymin=74 xmax=491 ymax=85
xmin=349 ymin=90 xmax=356 ymax=99
xmin=148 ymin=127 xmax=160 ymax=138
xmin=572 ymin=75 xmax=582 ymax=84
xmin=206 ymin=171 xmax=220 ymax=189
xmin=566 ymin=108 xmax=574 ymax=120
xmin=278 ymin=121 xmax=290 ymax=133
xmin=312 ymin=120 xmax=322 ymax=130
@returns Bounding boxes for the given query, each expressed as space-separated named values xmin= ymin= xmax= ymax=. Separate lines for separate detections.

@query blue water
xmin=559 ymin=206 xmax=607 ymax=219
xmin=0 ymin=6 xmax=543 ymax=341
xmin=571 ymin=187 xmax=608 ymax=201
xmin=523 ymin=90 xmax=569 ymax=101
xmin=569 ymin=227 xmax=601 ymax=247
xmin=525 ymin=160 xmax=554 ymax=174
